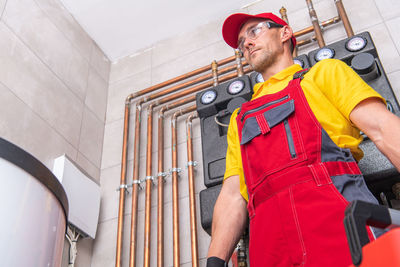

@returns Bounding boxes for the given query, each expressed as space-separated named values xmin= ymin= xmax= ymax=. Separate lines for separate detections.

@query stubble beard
xmin=249 ymin=50 xmax=278 ymax=73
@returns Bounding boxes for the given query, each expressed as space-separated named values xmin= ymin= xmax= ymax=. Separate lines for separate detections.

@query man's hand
xmin=350 ymin=97 xmax=400 ymax=171
xmin=207 ymin=175 xmax=248 ymax=262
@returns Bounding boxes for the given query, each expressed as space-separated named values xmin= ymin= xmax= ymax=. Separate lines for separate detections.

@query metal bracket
xmin=132 ymin=179 xmax=143 ymax=190
xmin=157 ymin=172 xmax=169 ymax=183
xmin=186 ymin=161 xmax=198 ymax=168
xmin=117 ymin=183 xmax=132 ymax=194
xmin=144 ymin=175 xmax=155 ymax=185
xmin=169 ymin=168 xmax=182 ymax=177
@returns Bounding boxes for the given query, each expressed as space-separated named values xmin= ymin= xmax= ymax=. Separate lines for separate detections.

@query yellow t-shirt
xmin=224 ymin=59 xmax=385 ymax=201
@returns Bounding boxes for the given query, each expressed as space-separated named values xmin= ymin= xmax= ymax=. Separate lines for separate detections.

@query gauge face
xmin=293 ymin=59 xmax=304 ymax=68
xmin=255 ymin=73 xmax=264 ymax=83
xmin=228 ymin=80 xmax=245 ymax=95
xmin=200 ymin=90 xmax=217 ymax=105
xmin=345 ymin=36 xmax=367 ymax=52
xmin=315 ymin=48 xmax=335 ymax=62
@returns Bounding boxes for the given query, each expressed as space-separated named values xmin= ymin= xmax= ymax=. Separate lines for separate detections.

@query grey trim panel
xmin=240 ymin=99 xmax=295 ymax=145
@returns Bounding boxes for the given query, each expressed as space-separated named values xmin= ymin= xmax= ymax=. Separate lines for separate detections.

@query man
xmin=206 ymin=12 xmax=400 ymax=267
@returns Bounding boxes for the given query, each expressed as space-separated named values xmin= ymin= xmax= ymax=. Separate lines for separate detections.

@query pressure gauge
xmin=314 ymin=47 xmax=335 ymax=62
xmin=255 ymin=73 xmax=264 ymax=83
xmin=200 ymin=90 xmax=217 ymax=105
xmin=227 ymin=80 xmax=245 ymax=95
xmin=293 ymin=59 xmax=304 ymax=68
xmin=345 ymin=36 xmax=367 ymax=52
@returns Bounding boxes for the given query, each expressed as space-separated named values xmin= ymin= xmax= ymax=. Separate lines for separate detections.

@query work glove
xmin=206 ymin=256 xmax=228 ymax=267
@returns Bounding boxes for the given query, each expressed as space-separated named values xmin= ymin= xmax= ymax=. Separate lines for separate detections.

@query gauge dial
xmin=345 ymin=36 xmax=367 ymax=52
xmin=315 ymin=48 xmax=335 ymax=62
xmin=200 ymin=90 xmax=217 ymax=105
xmin=293 ymin=59 xmax=304 ymax=68
xmin=255 ymin=73 xmax=264 ymax=83
xmin=228 ymin=80 xmax=245 ymax=95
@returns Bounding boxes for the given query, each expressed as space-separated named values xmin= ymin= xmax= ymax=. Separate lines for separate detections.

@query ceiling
xmin=60 ymin=0 xmax=261 ymax=62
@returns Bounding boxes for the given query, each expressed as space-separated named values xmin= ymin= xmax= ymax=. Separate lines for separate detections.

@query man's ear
xmin=280 ymin=25 xmax=293 ymax=43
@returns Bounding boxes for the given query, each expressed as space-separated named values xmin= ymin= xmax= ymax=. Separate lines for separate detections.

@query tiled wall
xmin=99 ymin=0 xmax=400 ymax=267
xmin=0 ymin=0 xmax=110 ymax=266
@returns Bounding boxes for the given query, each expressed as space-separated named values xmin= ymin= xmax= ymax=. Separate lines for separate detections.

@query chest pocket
xmin=239 ymin=98 xmax=307 ymax=187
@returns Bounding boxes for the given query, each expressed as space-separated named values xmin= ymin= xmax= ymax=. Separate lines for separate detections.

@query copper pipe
xmin=279 ymin=6 xmax=298 ymax=57
xmin=235 ymin=50 xmax=244 ymax=77
xmin=115 ymin=104 xmax=130 ymax=267
xmin=143 ymin=103 xmax=155 ymax=267
xmin=123 ymin=53 xmax=249 ymax=267
xmin=211 ymin=61 xmax=219 ymax=87
xmin=305 ymin=0 xmax=325 ymax=47
xmin=334 ymin=0 xmax=354 ymax=37
xmin=129 ymin=103 xmax=142 ymax=267
xmin=156 ymin=94 xmax=197 ymax=267
xmin=297 ymin=37 xmax=315 ymax=47
xmin=186 ymin=112 xmax=199 ymax=267
xmin=157 ymin=107 xmax=165 ymax=267
xmin=171 ymin=105 xmax=197 ymax=267
xmin=294 ymin=16 xmax=340 ymax=38
xmin=152 ymin=66 xmax=251 ymax=108
xmin=125 ymin=55 xmax=240 ymax=267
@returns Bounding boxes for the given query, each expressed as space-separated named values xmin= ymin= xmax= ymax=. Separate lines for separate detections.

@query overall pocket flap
xmin=240 ymin=99 xmax=294 ymax=145
xmin=264 ymin=99 xmax=294 ymax=128
xmin=240 ymin=117 xmax=261 ymax=145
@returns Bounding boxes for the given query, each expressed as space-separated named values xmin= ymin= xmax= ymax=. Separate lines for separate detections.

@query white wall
xmin=0 ymin=0 xmax=110 ymax=266
xmin=99 ymin=0 xmax=400 ymax=267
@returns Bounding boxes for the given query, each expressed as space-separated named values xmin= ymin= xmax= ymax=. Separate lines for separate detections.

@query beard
xmin=248 ymin=49 xmax=278 ymax=73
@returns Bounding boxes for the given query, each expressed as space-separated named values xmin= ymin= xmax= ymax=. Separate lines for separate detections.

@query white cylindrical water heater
xmin=0 ymin=138 xmax=68 ymax=267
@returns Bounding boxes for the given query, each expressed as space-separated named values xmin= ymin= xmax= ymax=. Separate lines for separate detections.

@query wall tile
xmin=151 ymin=40 xmax=234 ymax=86
xmin=0 ymin=22 xmax=83 ymax=148
xmin=374 ymin=0 xmax=400 ymax=21
xmin=3 ymin=0 xmax=89 ymax=100
xmin=34 ymin=0 xmax=94 ymax=62
xmin=86 ymin=67 xmax=108 ymax=122
xmin=386 ymin=17 xmax=400 ymax=56
xmin=0 ymin=81 xmax=77 ymax=169
xmin=151 ymin=18 xmax=225 ymax=68
xmin=335 ymin=0 xmax=383 ymax=33
xmin=76 ymin=152 xmax=101 ymax=182
xmin=91 ymin=42 xmax=111 ymax=83
xmin=388 ymin=71 xmax=400 ymax=101
xmin=106 ymin=70 xmax=151 ymax=124
xmin=79 ymin=107 xmax=104 ymax=168
xmin=101 ymin=119 xmax=124 ymax=170
xmin=0 ymin=0 xmax=6 ymax=18
xmin=109 ymin=48 xmax=151 ymax=84
xmin=99 ymin=161 xmax=136 ymax=223
xmin=368 ymin=23 xmax=400 ymax=74
xmin=91 ymin=217 xmax=121 ymax=267
xmin=74 ymin=238 xmax=94 ymax=267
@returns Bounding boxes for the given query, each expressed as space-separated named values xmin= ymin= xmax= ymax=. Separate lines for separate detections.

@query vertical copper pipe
xmin=334 ymin=0 xmax=354 ymax=37
xmin=186 ymin=112 xmax=199 ymax=267
xmin=116 ymin=103 xmax=130 ymax=267
xmin=129 ymin=102 xmax=142 ymax=267
xmin=143 ymin=104 xmax=155 ymax=267
xmin=211 ymin=61 xmax=219 ymax=87
xmin=235 ymin=50 xmax=244 ymax=77
xmin=157 ymin=106 xmax=166 ymax=267
xmin=279 ymin=6 xmax=298 ymax=57
xmin=305 ymin=0 xmax=325 ymax=47
xmin=171 ymin=105 xmax=197 ymax=267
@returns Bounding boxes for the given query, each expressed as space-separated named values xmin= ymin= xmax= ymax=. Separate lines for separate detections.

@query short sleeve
xmin=224 ymin=108 xmax=248 ymax=201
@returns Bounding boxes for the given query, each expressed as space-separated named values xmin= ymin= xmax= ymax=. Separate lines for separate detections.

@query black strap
xmin=293 ymin=68 xmax=310 ymax=80
xmin=206 ymin=257 xmax=228 ymax=267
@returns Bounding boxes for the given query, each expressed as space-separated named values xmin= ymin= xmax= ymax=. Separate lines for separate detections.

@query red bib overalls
xmin=236 ymin=70 xmax=378 ymax=267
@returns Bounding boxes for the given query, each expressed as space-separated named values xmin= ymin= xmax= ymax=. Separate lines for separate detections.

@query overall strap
xmin=293 ymin=68 xmax=310 ymax=80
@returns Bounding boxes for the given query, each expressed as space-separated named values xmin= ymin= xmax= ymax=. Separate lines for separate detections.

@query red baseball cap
xmin=222 ymin=12 xmax=297 ymax=50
